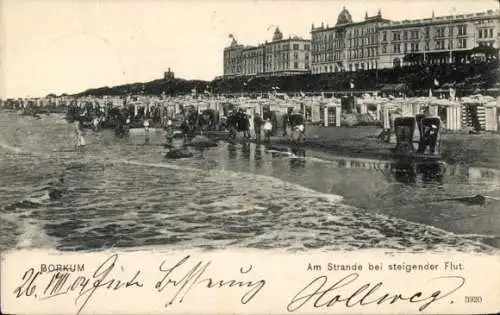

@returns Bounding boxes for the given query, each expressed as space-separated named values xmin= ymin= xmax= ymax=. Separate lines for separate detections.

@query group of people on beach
xmin=223 ymin=108 xmax=304 ymax=143
xmin=67 ymin=100 xmax=176 ymax=131
xmin=70 ymin=101 xmax=306 ymax=152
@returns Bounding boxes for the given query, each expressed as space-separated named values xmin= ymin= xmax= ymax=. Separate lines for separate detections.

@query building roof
xmin=379 ymin=9 xmax=500 ymax=29
xmin=336 ymin=6 xmax=353 ymax=26
xmin=312 ymin=8 xmax=389 ymax=33
xmin=272 ymin=27 xmax=283 ymax=41
xmin=265 ymin=37 xmax=310 ymax=44
xmin=225 ymin=27 xmax=310 ymax=51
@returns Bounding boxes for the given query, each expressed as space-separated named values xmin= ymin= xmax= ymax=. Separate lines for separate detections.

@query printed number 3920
xmin=464 ymin=296 xmax=483 ymax=303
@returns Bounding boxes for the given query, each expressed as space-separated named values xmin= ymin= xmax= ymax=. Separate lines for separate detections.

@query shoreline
xmin=2 ymin=109 xmax=498 ymax=169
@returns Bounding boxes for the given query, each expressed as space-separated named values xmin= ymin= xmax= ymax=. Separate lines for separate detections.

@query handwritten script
xmin=287 ymin=273 xmax=465 ymax=312
xmin=11 ymin=255 xmax=467 ymax=314
xmin=12 ymin=254 xmax=266 ymax=315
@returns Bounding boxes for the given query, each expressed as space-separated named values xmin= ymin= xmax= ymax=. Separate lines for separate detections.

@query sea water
xmin=0 ymin=111 xmax=498 ymax=253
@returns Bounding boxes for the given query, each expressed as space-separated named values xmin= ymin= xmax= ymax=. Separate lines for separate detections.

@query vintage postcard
xmin=1 ymin=0 xmax=499 ymax=314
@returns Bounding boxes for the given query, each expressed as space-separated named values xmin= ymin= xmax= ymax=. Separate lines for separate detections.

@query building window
xmin=403 ymin=31 xmax=408 ymax=40
xmin=293 ymin=44 xmax=300 ymax=50
xmin=304 ymin=44 xmax=310 ymax=50
xmin=392 ymin=31 xmax=400 ymax=41
xmin=490 ymin=28 xmax=493 ymax=38
xmin=436 ymin=27 xmax=445 ymax=38
xmin=294 ymin=62 xmax=299 ymax=69
xmin=425 ymin=27 xmax=430 ymax=39
xmin=457 ymin=24 xmax=467 ymax=36
xmin=382 ymin=31 xmax=387 ymax=41
xmin=458 ymin=38 xmax=467 ymax=48
xmin=393 ymin=44 xmax=400 ymax=53
xmin=479 ymin=29 xmax=483 ymax=38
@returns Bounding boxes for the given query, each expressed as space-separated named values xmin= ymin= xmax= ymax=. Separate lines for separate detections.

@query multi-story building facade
xmin=311 ymin=7 xmax=389 ymax=73
xmin=222 ymin=8 xmax=499 ymax=77
xmin=378 ymin=9 xmax=500 ymax=68
xmin=263 ymin=28 xmax=311 ymax=75
xmin=223 ymin=37 xmax=244 ymax=77
xmin=310 ymin=8 xmax=499 ymax=73
xmin=223 ymin=28 xmax=311 ymax=77
xmin=242 ymin=46 xmax=264 ymax=75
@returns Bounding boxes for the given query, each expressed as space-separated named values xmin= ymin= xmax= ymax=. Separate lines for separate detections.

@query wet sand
xmin=210 ymin=125 xmax=500 ymax=169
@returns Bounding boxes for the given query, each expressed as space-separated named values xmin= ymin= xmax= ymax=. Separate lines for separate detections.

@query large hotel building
xmin=222 ymin=7 xmax=499 ymax=77
xmin=223 ymin=28 xmax=311 ymax=78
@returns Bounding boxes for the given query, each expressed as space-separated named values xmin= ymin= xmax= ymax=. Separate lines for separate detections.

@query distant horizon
xmin=1 ymin=0 xmax=497 ymax=98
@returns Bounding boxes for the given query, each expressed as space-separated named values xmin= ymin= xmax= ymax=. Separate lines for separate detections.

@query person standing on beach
xmin=144 ymin=119 xmax=150 ymax=144
xmin=180 ymin=118 xmax=191 ymax=142
xmin=92 ymin=116 xmax=100 ymax=131
xmin=282 ymin=112 xmax=289 ymax=136
xmin=165 ymin=118 xmax=174 ymax=146
xmin=254 ymin=114 xmax=262 ymax=142
xmin=263 ymin=118 xmax=273 ymax=142
xmin=75 ymin=120 xmax=86 ymax=152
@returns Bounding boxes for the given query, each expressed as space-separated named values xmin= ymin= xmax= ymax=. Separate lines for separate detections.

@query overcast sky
xmin=0 ymin=0 xmax=497 ymax=98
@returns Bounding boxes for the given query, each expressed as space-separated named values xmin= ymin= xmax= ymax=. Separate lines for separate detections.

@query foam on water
xmin=15 ymin=217 xmax=58 ymax=249
xmin=208 ymin=165 xmax=345 ymax=202
xmin=1 ymin=144 xmax=497 ymax=253
xmin=24 ymin=192 xmax=51 ymax=204
xmin=115 ymin=159 xmax=202 ymax=173
xmin=0 ymin=140 xmax=24 ymax=154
